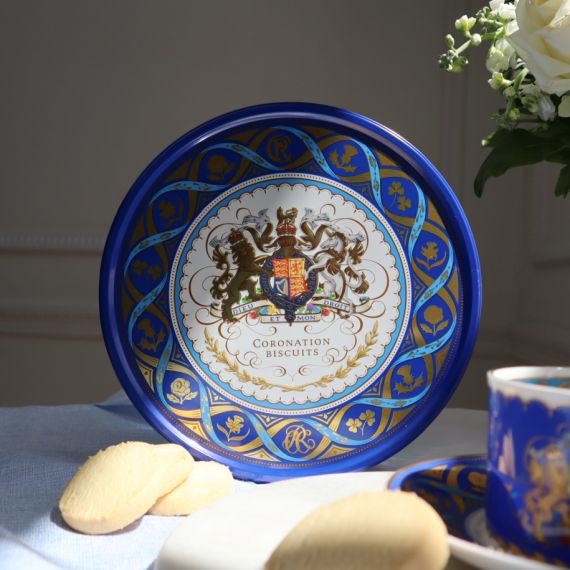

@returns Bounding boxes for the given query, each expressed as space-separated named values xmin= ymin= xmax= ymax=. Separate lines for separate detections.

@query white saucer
xmin=154 ymin=471 xmax=525 ymax=570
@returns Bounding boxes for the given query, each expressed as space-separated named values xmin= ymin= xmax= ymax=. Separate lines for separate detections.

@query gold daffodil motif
xmin=422 ymin=241 xmax=438 ymax=262
xmin=218 ymin=415 xmax=250 ymax=443
xmin=226 ymin=415 xmax=244 ymax=434
xmin=418 ymin=241 xmax=447 ymax=271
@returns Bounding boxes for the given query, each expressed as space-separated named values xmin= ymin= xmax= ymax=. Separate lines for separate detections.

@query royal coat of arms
xmin=174 ymin=179 xmax=409 ymax=410
xmin=209 ymin=204 xmax=371 ymax=325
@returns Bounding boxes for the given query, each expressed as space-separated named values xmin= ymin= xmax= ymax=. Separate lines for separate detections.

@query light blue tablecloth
xmin=0 ymin=393 xmax=487 ymax=570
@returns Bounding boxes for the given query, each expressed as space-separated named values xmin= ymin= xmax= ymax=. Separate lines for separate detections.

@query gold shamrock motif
xmin=388 ymin=181 xmax=413 ymax=212
xmin=397 ymin=196 xmax=412 ymax=211
xmin=158 ymin=200 xmax=176 ymax=219
xmin=346 ymin=418 xmax=362 ymax=433
xmin=346 ymin=409 xmax=376 ymax=435
xmin=359 ymin=409 xmax=376 ymax=426
xmin=388 ymin=181 xmax=404 ymax=197
xmin=158 ymin=198 xmax=184 ymax=228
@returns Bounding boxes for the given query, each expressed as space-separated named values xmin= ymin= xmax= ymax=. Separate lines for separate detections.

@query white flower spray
xmin=439 ymin=0 xmax=570 ymax=197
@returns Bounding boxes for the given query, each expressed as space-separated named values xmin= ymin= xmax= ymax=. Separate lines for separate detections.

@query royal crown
xmin=276 ymin=223 xmax=297 ymax=236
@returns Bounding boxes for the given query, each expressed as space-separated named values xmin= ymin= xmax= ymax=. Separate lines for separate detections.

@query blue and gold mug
xmin=487 ymin=366 xmax=570 ymax=566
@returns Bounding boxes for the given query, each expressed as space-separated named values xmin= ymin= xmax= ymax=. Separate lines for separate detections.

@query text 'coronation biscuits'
xmin=265 ymin=490 xmax=449 ymax=570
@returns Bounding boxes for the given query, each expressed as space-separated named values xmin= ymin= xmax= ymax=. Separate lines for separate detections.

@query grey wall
xmin=1 ymin=0 xmax=569 ymax=408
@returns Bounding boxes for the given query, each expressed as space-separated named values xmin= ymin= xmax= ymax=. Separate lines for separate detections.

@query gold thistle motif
xmin=137 ymin=318 xmax=165 ymax=352
xmin=395 ymin=365 xmax=424 ymax=394
xmin=204 ymin=322 xmax=379 ymax=392
xmin=166 ymin=378 xmax=198 ymax=405
xmin=207 ymin=154 xmax=235 ymax=181
xmin=133 ymin=260 xmax=162 ymax=281
xmin=282 ymin=425 xmax=316 ymax=454
xmin=329 ymin=144 xmax=358 ymax=173
xmin=217 ymin=414 xmax=251 ymax=442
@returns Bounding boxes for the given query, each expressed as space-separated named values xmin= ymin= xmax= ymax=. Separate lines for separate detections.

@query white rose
xmin=490 ymin=0 xmax=518 ymax=21
xmin=509 ymin=0 xmax=570 ymax=95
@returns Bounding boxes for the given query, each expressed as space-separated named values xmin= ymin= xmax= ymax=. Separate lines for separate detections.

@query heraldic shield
xmin=261 ymin=252 xmax=317 ymax=324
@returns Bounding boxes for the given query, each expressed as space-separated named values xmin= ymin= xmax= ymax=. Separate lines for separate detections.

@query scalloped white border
xmin=170 ymin=173 xmax=412 ymax=415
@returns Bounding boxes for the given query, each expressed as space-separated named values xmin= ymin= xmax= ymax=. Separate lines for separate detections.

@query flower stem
xmin=455 ymin=39 xmax=472 ymax=55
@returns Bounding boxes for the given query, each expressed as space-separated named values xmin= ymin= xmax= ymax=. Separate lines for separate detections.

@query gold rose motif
xmin=420 ymin=305 xmax=449 ymax=336
xmin=166 ymin=378 xmax=198 ymax=405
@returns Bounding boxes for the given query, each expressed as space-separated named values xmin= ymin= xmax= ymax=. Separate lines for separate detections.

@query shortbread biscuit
xmin=59 ymin=442 xmax=193 ymax=534
xmin=150 ymin=460 xmax=234 ymax=516
xmin=265 ymin=490 xmax=449 ymax=570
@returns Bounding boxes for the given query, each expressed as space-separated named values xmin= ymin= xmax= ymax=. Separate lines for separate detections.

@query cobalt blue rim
xmin=387 ymin=454 xmax=486 ymax=491
xmin=99 ymin=102 xmax=482 ymax=482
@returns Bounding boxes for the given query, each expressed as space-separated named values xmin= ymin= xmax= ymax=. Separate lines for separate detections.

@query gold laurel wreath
xmin=204 ymin=321 xmax=379 ymax=393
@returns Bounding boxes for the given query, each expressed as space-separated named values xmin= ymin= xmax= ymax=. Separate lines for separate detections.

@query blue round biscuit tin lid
xmin=100 ymin=103 xmax=482 ymax=482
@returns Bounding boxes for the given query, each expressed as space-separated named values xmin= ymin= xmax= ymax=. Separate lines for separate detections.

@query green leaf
xmin=476 ymin=121 xmax=570 ymax=197
xmin=555 ymin=164 xmax=570 ymax=197
xmin=475 ymin=129 xmax=550 ymax=197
